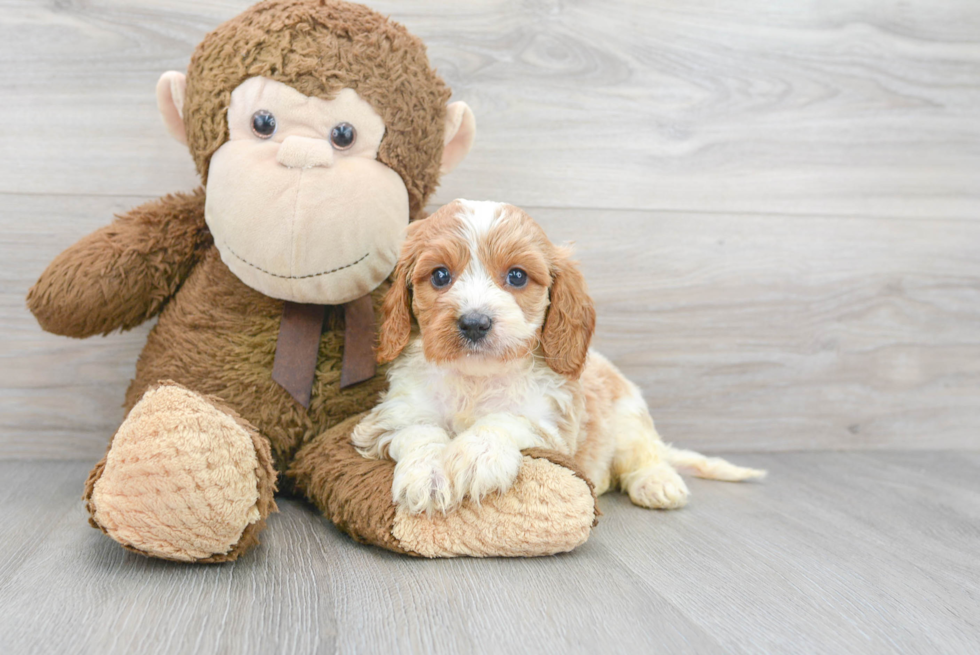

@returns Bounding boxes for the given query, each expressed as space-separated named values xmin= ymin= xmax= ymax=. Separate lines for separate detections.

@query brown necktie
xmin=271 ymin=294 xmax=377 ymax=408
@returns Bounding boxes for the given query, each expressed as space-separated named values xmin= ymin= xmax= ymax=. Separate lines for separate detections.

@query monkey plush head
xmin=155 ymin=0 xmax=475 ymax=304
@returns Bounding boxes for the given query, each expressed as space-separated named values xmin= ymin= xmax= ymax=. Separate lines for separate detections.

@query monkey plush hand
xmin=26 ymin=0 xmax=596 ymax=561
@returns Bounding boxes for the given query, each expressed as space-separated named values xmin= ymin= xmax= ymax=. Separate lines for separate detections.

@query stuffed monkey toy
xmin=27 ymin=0 xmax=597 ymax=562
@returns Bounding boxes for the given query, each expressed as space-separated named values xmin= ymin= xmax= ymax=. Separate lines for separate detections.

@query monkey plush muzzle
xmin=204 ymin=77 xmax=410 ymax=305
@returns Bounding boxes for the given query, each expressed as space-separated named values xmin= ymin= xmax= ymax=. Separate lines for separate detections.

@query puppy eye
xmin=251 ymin=110 xmax=277 ymax=138
xmin=330 ymin=122 xmax=356 ymax=150
xmin=507 ymin=268 xmax=528 ymax=288
xmin=431 ymin=267 xmax=452 ymax=288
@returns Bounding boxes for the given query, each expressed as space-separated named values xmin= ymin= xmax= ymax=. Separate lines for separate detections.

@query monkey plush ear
xmin=156 ymin=71 xmax=188 ymax=145
xmin=440 ymin=101 xmax=476 ymax=175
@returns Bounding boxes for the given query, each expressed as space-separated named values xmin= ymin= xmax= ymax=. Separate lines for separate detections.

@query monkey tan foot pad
xmin=393 ymin=449 xmax=599 ymax=558
xmin=84 ymin=383 xmax=277 ymax=562
xmin=289 ymin=413 xmax=598 ymax=558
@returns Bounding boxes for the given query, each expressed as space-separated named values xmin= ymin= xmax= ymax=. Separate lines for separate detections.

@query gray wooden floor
xmin=1 ymin=454 xmax=978 ymax=655
xmin=2 ymin=1 xmax=980 ymax=654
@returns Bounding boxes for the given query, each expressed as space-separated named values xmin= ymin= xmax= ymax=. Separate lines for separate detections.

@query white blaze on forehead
xmin=449 ymin=259 xmax=500 ymax=315
xmin=444 ymin=199 xmax=538 ymax=353
xmin=449 ymin=199 xmax=509 ymax=314
xmin=455 ymin=199 xmax=507 ymax=252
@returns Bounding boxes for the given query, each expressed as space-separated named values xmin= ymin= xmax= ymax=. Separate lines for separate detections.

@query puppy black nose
xmin=458 ymin=313 xmax=492 ymax=342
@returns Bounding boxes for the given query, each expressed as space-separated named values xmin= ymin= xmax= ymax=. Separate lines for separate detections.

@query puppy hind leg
xmin=618 ymin=446 xmax=690 ymax=510
xmin=610 ymin=402 xmax=689 ymax=510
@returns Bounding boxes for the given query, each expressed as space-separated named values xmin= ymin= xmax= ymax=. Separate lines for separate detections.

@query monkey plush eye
xmin=506 ymin=268 xmax=528 ymax=288
xmin=330 ymin=122 xmax=357 ymax=150
xmin=251 ymin=110 xmax=277 ymax=138
xmin=431 ymin=267 xmax=452 ymax=289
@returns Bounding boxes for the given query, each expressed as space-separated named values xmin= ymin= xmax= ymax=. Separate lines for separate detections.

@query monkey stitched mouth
xmin=220 ymin=242 xmax=370 ymax=279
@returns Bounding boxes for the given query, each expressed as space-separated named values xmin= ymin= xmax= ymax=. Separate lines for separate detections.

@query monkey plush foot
xmin=392 ymin=449 xmax=598 ymax=557
xmin=84 ymin=383 xmax=277 ymax=562
xmin=290 ymin=414 xmax=598 ymax=557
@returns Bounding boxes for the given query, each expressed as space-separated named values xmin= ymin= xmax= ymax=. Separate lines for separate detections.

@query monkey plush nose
xmin=458 ymin=313 xmax=492 ymax=343
xmin=276 ymin=136 xmax=335 ymax=169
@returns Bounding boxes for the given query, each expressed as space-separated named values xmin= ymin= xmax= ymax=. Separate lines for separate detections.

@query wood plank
xmin=598 ymin=451 xmax=980 ymax=654
xmin=532 ymin=207 xmax=980 ymax=452
xmin=0 ymin=454 xmax=977 ymax=654
xmin=5 ymin=194 xmax=978 ymax=457
xmin=0 ymin=1 xmax=978 ymax=218
xmin=0 ymin=461 xmax=719 ymax=655
xmin=0 ymin=463 xmax=341 ymax=655
xmin=1 ymin=194 xmax=153 ymax=459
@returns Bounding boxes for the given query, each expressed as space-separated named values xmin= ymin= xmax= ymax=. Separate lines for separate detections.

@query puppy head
xmin=378 ymin=200 xmax=596 ymax=378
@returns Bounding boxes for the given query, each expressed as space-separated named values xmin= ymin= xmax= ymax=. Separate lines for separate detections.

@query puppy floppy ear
xmin=377 ymin=257 xmax=414 ymax=364
xmin=377 ymin=219 xmax=427 ymax=368
xmin=541 ymin=249 xmax=596 ymax=378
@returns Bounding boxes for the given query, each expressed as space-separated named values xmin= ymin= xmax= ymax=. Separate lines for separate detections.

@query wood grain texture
xmin=5 ymin=195 xmax=979 ymax=457
xmin=2 ymin=194 xmax=152 ymax=459
xmin=2 ymin=0 xmax=980 ymax=457
xmin=4 ymin=4 xmax=979 ymax=654
xmin=0 ymin=454 xmax=978 ymax=654
xmin=0 ymin=0 xmax=978 ymax=218
xmin=535 ymin=208 xmax=980 ymax=452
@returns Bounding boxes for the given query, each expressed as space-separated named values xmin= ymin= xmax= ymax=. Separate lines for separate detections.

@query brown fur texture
xmin=184 ymin=0 xmax=450 ymax=220
xmin=126 ymin=247 xmax=393 ymax=473
xmin=376 ymin=201 xmax=472 ymax=364
xmin=29 ymin=0 xmax=597 ymax=560
xmin=74 ymin=240 xmax=396 ymax=558
xmin=377 ymin=256 xmax=415 ymax=365
xmin=288 ymin=412 xmax=415 ymax=554
xmin=540 ymin=249 xmax=596 ymax=378
xmin=26 ymin=189 xmax=210 ymax=338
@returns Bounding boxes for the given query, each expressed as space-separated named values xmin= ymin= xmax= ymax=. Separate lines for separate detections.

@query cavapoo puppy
xmin=352 ymin=200 xmax=764 ymax=514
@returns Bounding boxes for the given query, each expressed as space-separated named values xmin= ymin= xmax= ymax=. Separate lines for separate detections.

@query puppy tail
xmin=662 ymin=445 xmax=766 ymax=482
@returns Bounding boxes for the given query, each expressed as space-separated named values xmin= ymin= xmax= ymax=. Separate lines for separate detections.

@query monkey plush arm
xmin=27 ymin=189 xmax=210 ymax=338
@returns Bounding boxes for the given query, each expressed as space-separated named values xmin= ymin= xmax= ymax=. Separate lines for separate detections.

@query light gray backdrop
xmin=2 ymin=0 xmax=979 ymax=458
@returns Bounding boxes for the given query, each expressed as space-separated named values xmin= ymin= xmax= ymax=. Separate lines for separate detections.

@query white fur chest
xmin=388 ymin=341 xmax=574 ymax=444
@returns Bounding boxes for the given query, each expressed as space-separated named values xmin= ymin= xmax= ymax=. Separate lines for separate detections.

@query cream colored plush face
xmin=205 ymin=77 xmax=410 ymax=304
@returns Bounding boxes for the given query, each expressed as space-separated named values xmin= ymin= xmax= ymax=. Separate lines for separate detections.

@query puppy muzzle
xmin=457 ymin=312 xmax=493 ymax=343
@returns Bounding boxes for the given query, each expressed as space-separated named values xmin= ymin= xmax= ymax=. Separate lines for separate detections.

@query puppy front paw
xmin=443 ymin=430 xmax=524 ymax=506
xmin=392 ymin=445 xmax=454 ymax=515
